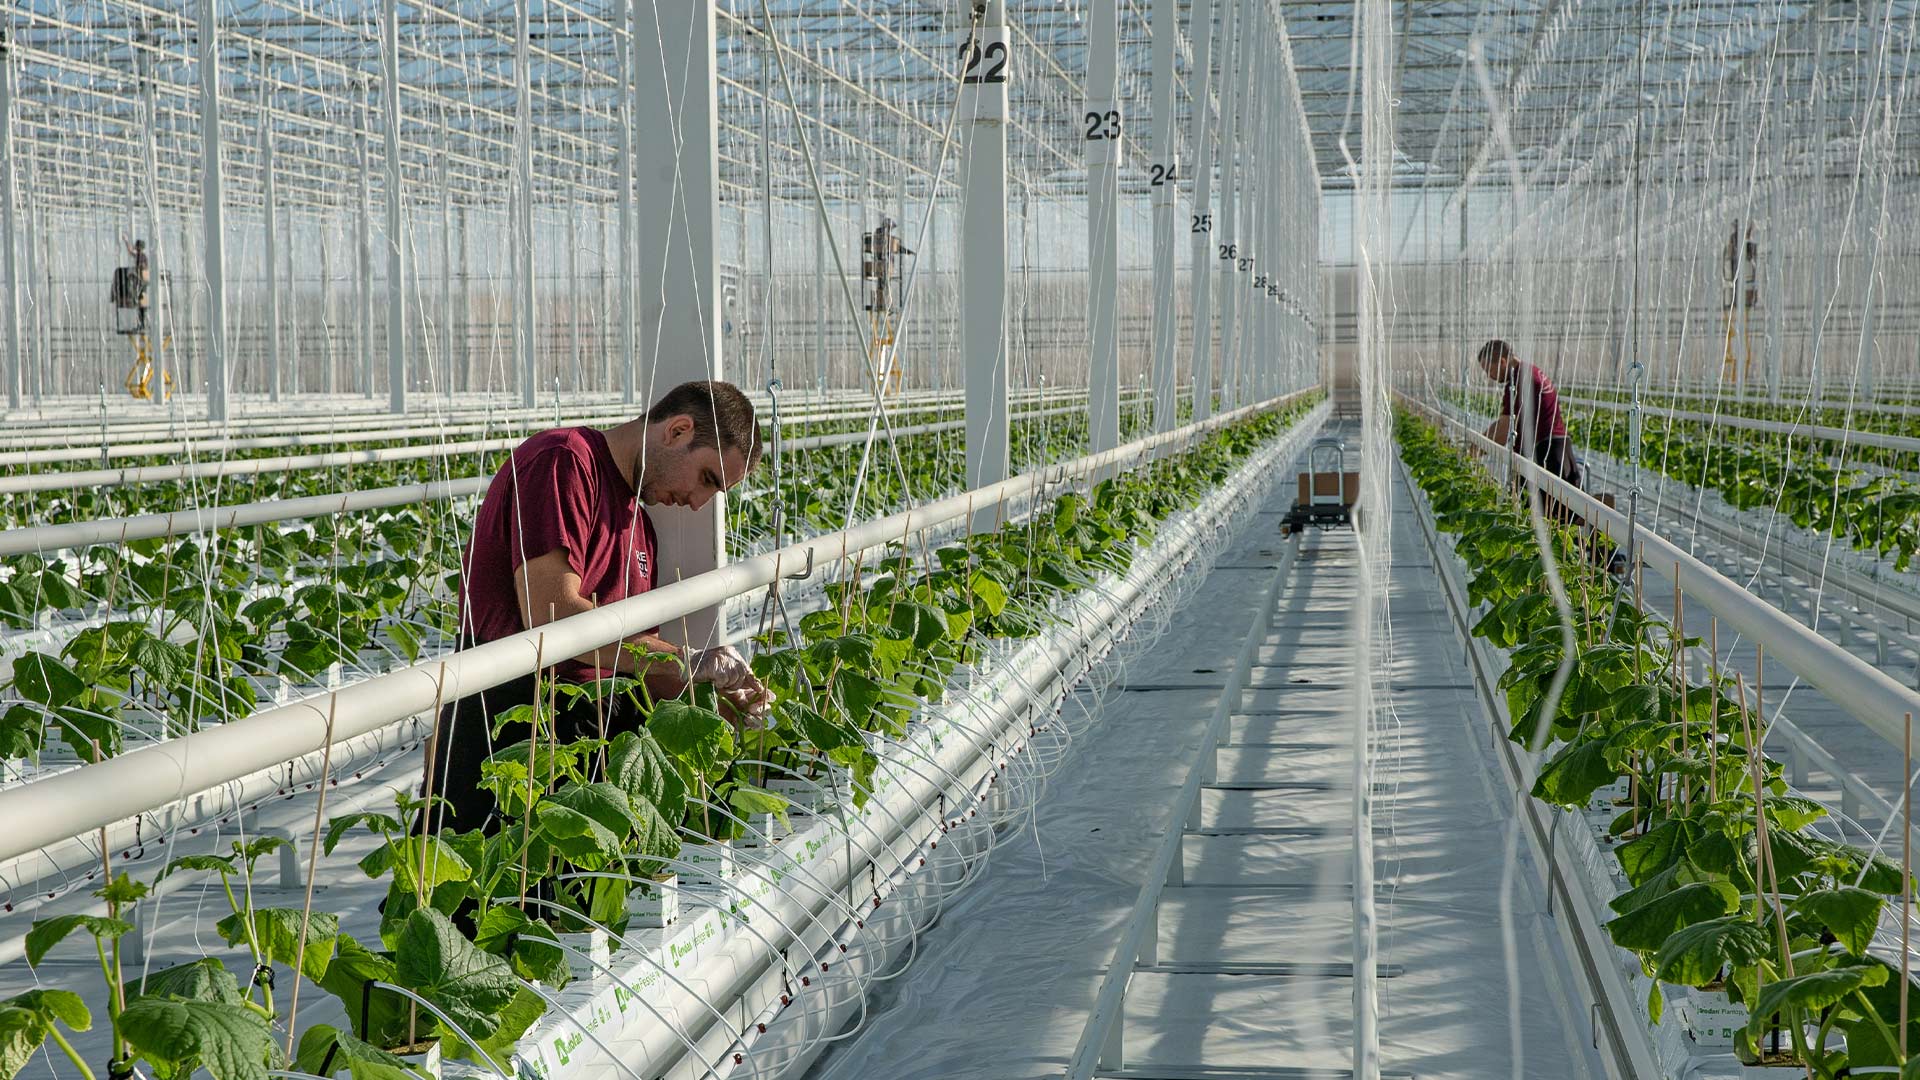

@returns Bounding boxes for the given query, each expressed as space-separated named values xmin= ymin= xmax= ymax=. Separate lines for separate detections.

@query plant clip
xmin=800 ymin=976 xmax=811 ymax=986
xmin=254 ymin=963 xmax=276 ymax=990
xmin=735 ymin=1054 xmax=744 ymax=1065
xmin=107 ymin=1058 xmax=137 ymax=1080
xmin=757 ymin=1023 xmax=767 ymax=1034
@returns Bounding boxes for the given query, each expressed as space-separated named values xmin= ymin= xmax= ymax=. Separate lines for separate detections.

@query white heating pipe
xmin=1563 ymin=395 xmax=1920 ymax=457
xmin=0 ymin=392 xmax=1312 ymax=862
xmin=0 ymin=390 xmax=1082 ymax=467
xmin=0 ymin=398 xmax=1095 ymax=497
xmin=0 ymin=405 xmax=1091 ymax=550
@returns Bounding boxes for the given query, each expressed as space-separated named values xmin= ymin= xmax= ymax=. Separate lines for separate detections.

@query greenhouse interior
xmin=4 ymin=0 xmax=1920 ymax=1077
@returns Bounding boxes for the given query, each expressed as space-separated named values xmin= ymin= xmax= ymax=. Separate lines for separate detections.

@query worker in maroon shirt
xmin=428 ymin=380 xmax=771 ymax=830
xmin=1477 ymin=339 xmax=1582 ymax=487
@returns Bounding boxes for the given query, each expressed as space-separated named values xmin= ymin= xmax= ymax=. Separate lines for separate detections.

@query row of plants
xmin=1570 ymin=408 xmax=1920 ymax=573
xmin=1401 ymin=408 xmax=1920 ymax=1073
xmin=1568 ymin=385 xmax=1920 ymax=441
xmin=0 ymin=393 xmax=1317 ymax=1080
xmin=0 ymin=405 xmax=1130 ymax=769
xmin=1435 ymin=384 xmax=1920 ymax=573
xmin=0 ymin=403 xmax=998 ymax=530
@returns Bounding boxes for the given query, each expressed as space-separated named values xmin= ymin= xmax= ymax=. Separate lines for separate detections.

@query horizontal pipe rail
xmin=0 ymin=390 xmax=1316 ymax=864
xmin=0 ymin=404 xmax=1092 ymax=556
xmin=1406 ymin=396 xmax=1920 ymax=749
xmin=1565 ymin=395 xmax=1920 ymax=456
xmin=0 ymin=389 xmax=1088 ymax=466
xmin=0 ymin=398 xmax=1095 ymax=498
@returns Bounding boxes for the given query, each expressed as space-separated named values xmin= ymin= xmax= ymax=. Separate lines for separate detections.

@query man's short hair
xmin=1476 ymin=339 xmax=1514 ymax=369
xmin=646 ymin=380 xmax=763 ymax=474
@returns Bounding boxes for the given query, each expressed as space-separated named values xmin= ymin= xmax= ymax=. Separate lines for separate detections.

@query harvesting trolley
xmin=1279 ymin=436 xmax=1358 ymax=536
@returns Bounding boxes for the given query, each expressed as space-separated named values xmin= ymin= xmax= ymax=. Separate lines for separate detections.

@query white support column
xmin=3 ymin=30 xmax=21 ymax=413
xmin=1764 ymin=67 xmax=1784 ymax=404
xmin=382 ymin=0 xmax=407 ymax=414
xmin=514 ymin=0 xmax=537 ymax=409
xmin=262 ymin=109 xmax=281 ymax=404
xmin=1086 ymin=0 xmax=1119 ymax=454
xmin=960 ymin=1 xmax=1010 ymax=530
xmin=634 ymin=0 xmax=725 ymax=643
xmin=320 ymin=221 xmax=335 ymax=394
xmin=356 ymin=88 xmax=373 ymax=400
xmin=139 ymin=42 xmax=169 ymax=408
xmin=1147 ymin=0 xmax=1179 ymax=432
xmin=617 ymin=0 xmax=638 ymax=406
xmin=1187 ymin=0 xmax=1218 ymax=419
xmin=439 ymin=123 xmax=452 ymax=400
xmin=199 ymin=0 xmax=229 ymax=422
xmin=568 ymin=196 xmax=580 ymax=391
xmin=287 ymin=206 xmax=299 ymax=395
xmin=1218 ymin=0 xmax=1253 ymax=410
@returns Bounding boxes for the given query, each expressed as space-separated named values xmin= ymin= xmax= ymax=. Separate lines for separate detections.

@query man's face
xmin=637 ymin=416 xmax=749 ymax=511
xmin=1479 ymin=356 xmax=1511 ymax=382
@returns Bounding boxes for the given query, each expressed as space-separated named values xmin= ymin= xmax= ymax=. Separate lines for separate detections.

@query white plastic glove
xmin=689 ymin=645 xmax=755 ymax=692
xmin=691 ymin=646 xmax=777 ymax=726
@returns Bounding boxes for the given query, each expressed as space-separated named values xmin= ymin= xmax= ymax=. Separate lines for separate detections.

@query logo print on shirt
xmin=634 ymin=549 xmax=650 ymax=578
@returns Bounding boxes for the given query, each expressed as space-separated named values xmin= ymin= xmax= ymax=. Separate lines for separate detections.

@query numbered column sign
xmin=958 ymin=27 xmax=1010 ymax=122
xmin=1082 ymin=99 xmax=1121 ymax=166
xmin=1147 ymin=155 xmax=1178 ymax=200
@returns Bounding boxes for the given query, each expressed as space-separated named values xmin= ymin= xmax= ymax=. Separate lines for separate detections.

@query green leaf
xmin=392 ymin=909 xmax=517 ymax=1040
xmin=1792 ymin=886 xmax=1885 ymax=957
xmin=127 ymin=633 xmax=193 ymax=691
xmin=324 ymin=808 xmax=405 ymax=855
xmin=125 ymin=959 xmax=244 ymax=1006
xmin=359 ymin=836 xmax=473 ymax=896
xmin=0 ymin=989 xmax=91 ymax=1080
xmin=646 ymin=700 xmax=734 ymax=774
xmin=1604 ymin=881 xmax=1740 ymax=953
xmin=294 ymin=1024 xmax=430 ymax=1080
xmin=316 ymin=937 xmax=409 ymax=1046
xmin=1652 ymin=915 xmax=1772 ymax=987
xmin=606 ymin=730 xmax=686 ymax=828
xmin=1529 ymin=739 xmax=1619 ymax=807
xmin=727 ymin=784 xmax=789 ymax=822
xmin=0 ymin=704 xmax=44 ymax=759
xmin=10 ymin=654 xmax=83 ymax=709
xmin=968 ymin=571 xmax=1008 ymax=617
xmin=215 ymin=908 xmax=340 ymax=981
xmin=1744 ymin=964 xmax=1888 ymax=1036
xmin=1616 ymin=819 xmax=1697 ymax=887
xmin=25 ymin=914 xmax=132 ymax=967
xmin=117 ymin=998 xmax=278 ymax=1080
xmin=98 ymin=872 xmax=149 ymax=905
xmin=160 ymin=853 xmax=239 ymax=881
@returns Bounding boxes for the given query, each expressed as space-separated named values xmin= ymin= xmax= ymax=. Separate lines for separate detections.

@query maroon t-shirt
xmin=1499 ymin=363 xmax=1568 ymax=450
xmin=458 ymin=427 xmax=656 ymax=679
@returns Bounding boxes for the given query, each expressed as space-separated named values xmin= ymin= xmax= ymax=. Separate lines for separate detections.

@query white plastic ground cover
xmin=496 ymin=399 xmax=1327 ymax=1080
xmin=1402 ymin=443 xmax=1919 ymax=1080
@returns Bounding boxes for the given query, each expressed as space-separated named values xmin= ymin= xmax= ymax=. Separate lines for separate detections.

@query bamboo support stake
xmin=282 ymin=692 xmax=338 ymax=1055
xmin=1739 ymin=672 xmax=1794 ymax=977
xmin=519 ymin=632 xmax=546 ymax=907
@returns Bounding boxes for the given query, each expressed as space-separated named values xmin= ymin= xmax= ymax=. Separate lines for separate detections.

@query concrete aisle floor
xmin=805 ymin=438 xmax=1594 ymax=1080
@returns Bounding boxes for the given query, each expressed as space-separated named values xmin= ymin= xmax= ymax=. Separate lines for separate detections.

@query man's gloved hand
xmin=689 ymin=645 xmax=755 ymax=691
xmin=690 ymin=646 xmax=776 ymax=725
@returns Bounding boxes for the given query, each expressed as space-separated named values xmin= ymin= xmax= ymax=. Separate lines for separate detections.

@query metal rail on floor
xmin=1064 ymin=531 xmax=1303 ymax=1080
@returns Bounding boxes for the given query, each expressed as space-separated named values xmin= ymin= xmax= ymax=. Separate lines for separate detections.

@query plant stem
xmin=44 ymin=1025 xmax=97 ymax=1080
xmin=1853 ymin=989 xmax=1904 ymax=1067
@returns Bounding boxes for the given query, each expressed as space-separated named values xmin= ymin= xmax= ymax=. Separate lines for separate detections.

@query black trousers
xmin=1535 ymin=435 xmax=1582 ymax=488
xmin=424 ymin=672 xmax=644 ymax=833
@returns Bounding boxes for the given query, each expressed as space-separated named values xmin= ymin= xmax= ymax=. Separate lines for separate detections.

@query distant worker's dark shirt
xmin=458 ymin=427 xmax=656 ymax=679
